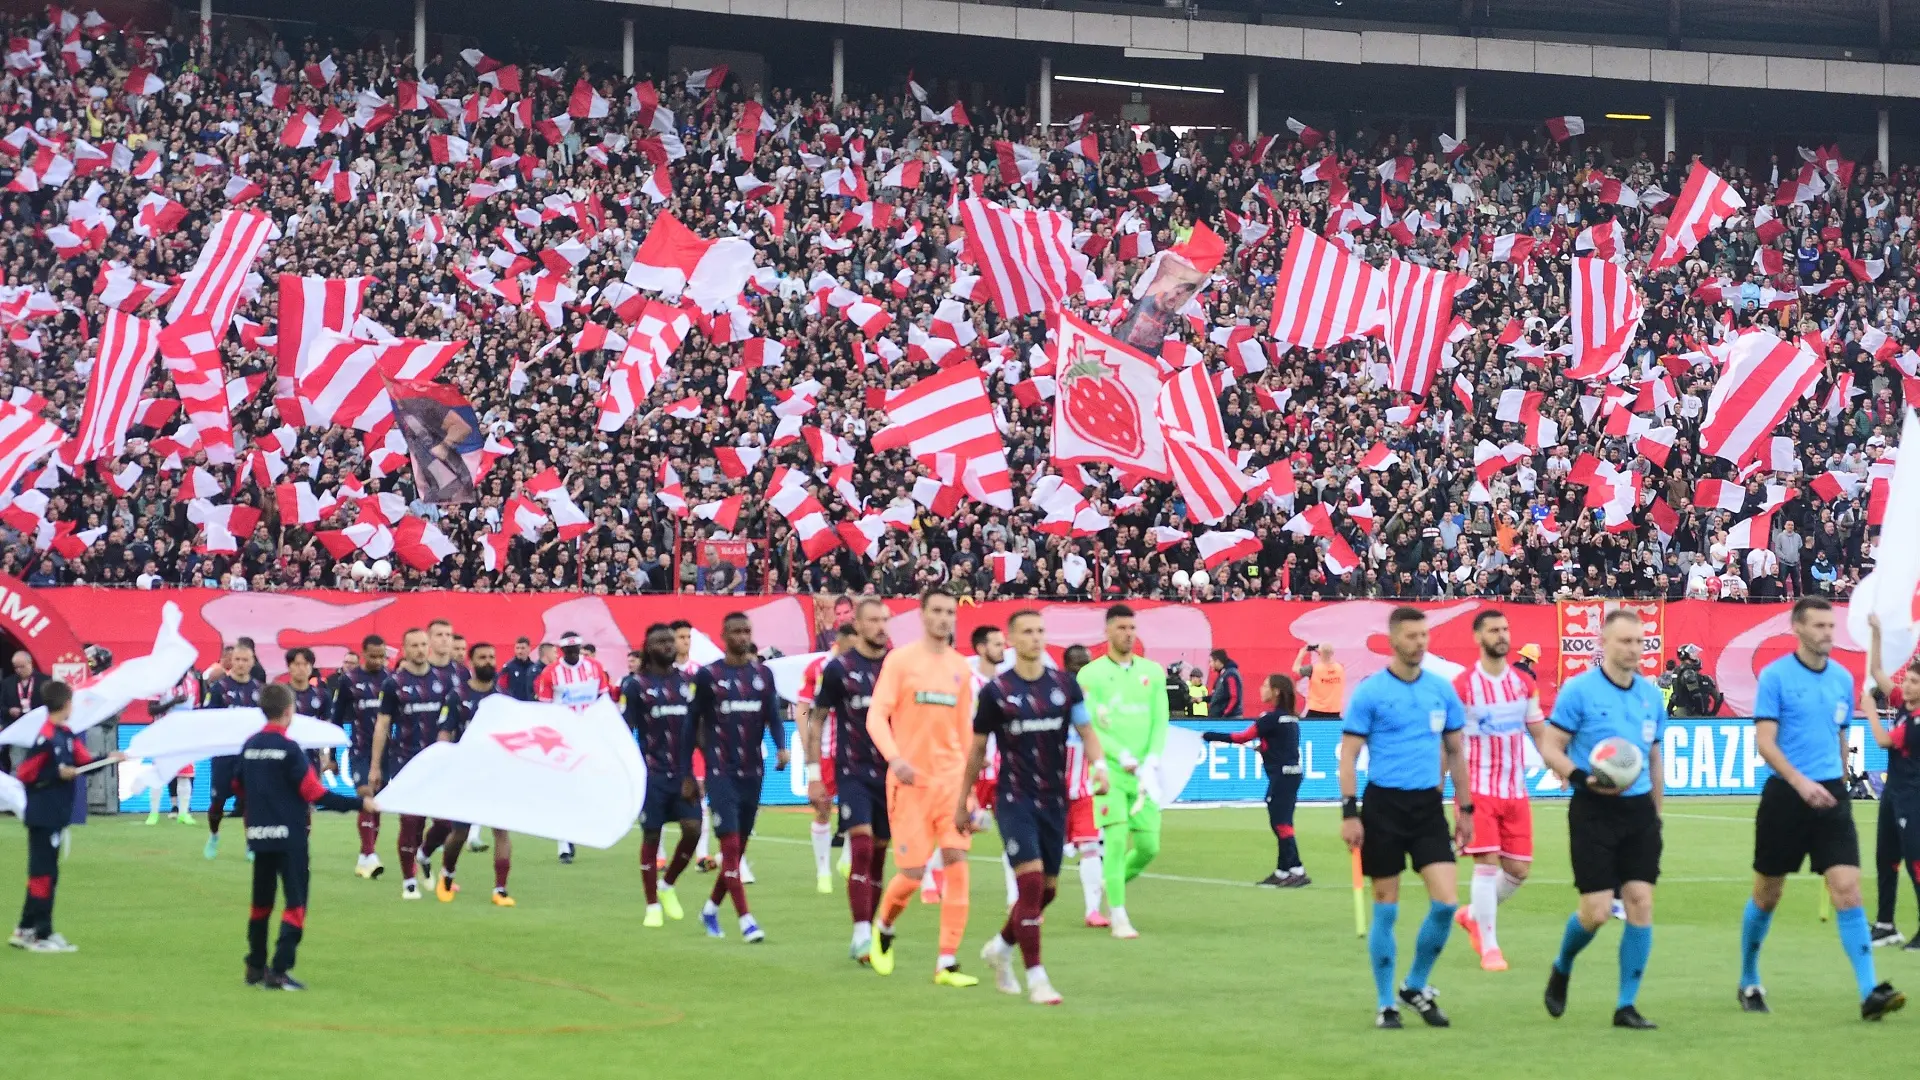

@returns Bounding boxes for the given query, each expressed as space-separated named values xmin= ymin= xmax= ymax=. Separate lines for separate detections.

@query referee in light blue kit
xmin=1738 ymin=597 xmax=1904 ymax=1019
xmin=1338 ymin=607 xmax=1472 ymax=1030
xmin=1534 ymin=608 xmax=1666 ymax=1029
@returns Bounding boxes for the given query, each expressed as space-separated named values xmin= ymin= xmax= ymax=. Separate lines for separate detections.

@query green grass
xmin=1 ymin=799 xmax=1916 ymax=1077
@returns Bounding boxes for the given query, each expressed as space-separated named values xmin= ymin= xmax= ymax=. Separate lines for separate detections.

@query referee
xmin=1338 ymin=607 xmax=1472 ymax=1029
xmin=1534 ymin=609 xmax=1664 ymax=1030
xmin=1738 ymin=598 xmax=1903 ymax=1019
xmin=236 ymin=683 xmax=376 ymax=990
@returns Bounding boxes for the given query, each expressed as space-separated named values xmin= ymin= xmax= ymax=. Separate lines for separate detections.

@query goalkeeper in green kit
xmin=1075 ymin=604 xmax=1170 ymax=940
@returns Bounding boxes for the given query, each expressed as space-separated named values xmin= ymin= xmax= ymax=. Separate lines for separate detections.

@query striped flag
xmin=870 ymin=361 xmax=1012 ymax=509
xmin=295 ymin=330 xmax=385 ymax=431
xmin=1267 ymin=221 xmax=1385 ymax=351
xmin=276 ymin=274 xmax=371 ymax=414
xmin=1649 ymin=162 xmax=1745 ymax=271
xmin=158 ymin=314 xmax=239 ymax=463
xmin=596 ymin=300 xmax=691 ymax=432
xmin=0 ymin=401 xmax=66 ymax=501
xmin=1381 ymin=258 xmax=1469 ymax=396
xmin=70 ymin=309 xmax=160 ymax=463
xmin=1156 ymin=363 xmax=1254 ymax=524
xmin=1564 ymin=257 xmax=1644 ymax=381
xmin=1196 ymin=529 xmax=1259 ymax=569
xmin=165 ymin=209 xmax=274 ymax=331
xmin=957 ymin=198 xmax=1089 ymax=319
xmin=1700 ymin=331 xmax=1824 ymax=465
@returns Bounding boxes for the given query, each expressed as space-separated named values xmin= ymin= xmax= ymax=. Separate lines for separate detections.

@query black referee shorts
xmin=1753 ymin=775 xmax=1859 ymax=877
xmin=1360 ymin=784 xmax=1453 ymax=879
xmin=1567 ymin=788 xmax=1662 ymax=894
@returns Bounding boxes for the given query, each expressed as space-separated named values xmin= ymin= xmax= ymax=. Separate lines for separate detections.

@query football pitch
xmin=2 ymin=799 xmax=1915 ymax=1078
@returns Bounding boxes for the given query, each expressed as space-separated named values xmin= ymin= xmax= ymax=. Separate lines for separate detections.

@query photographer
xmin=1666 ymin=645 xmax=1725 ymax=717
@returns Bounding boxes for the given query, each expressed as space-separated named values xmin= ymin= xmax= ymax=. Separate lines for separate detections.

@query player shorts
xmin=837 ymin=771 xmax=890 ymax=840
xmin=1066 ymin=795 xmax=1099 ymax=846
xmin=641 ymin=773 xmax=701 ymax=832
xmin=886 ymin=776 xmax=968 ymax=869
xmin=1753 ymin=776 xmax=1859 ymax=876
xmin=704 ymin=773 xmax=760 ymax=837
xmin=1265 ymin=772 xmax=1302 ymax=828
xmin=996 ymin=796 xmax=1067 ymax=877
xmin=1567 ymin=788 xmax=1662 ymax=893
xmin=1463 ymin=795 xmax=1534 ymax=861
xmin=209 ymin=755 xmax=242 ymax=811
xmin=347 ymin=755 xmax=370 ymax=790
xmin=1360 ymin=784 xmax=1453 ymax=879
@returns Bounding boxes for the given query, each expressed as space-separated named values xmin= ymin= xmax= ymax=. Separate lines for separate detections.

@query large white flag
xmin=0 ymin=770 xmax=23 ymax=816
xmin=1848 ymin=407 xmax=1920 ymax=667
xmin=373 ymin=697 xmax=646 ymax=848
xmin=0 ymin=601 xmax=197 ymax=747
xmin=123 ymin=707 xmax=347 ymax=794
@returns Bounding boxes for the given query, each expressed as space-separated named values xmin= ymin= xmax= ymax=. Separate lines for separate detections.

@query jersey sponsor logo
xmin=242 ymin=747 xmax=288 ymax=760
xmin=650 ymin=704 xmax=689 ymax=717
xmin=718 ymin=700 xmax=765 ymax=714
xmin=1007 ymin=717 xmax=1065 ymax=735
xmin=913 ymin=691 xmax=959 ymax=706
xmin=245 ymin=825 xmax=291 ymax=840
xmin=490 ymin=725 xmax=585 ymax=771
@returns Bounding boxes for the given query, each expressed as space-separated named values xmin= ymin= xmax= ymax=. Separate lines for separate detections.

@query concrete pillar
xmin=412 ymin=0 xmax=426 ymax=73
xmin=1245 ymin=70 xmax=1259 ymax=140
xmin=1880 ymin=106 xmax=1891 ymax=174
xmin=621 ymin=18 xmax=634 ymax=78
xmin=1663 ymin=95 xmax=1676 ymax=157
xmin=1039 ymin=55 xmax=1053 ymax=129
xmin=1453 ymin=84 xmax=1466 ymax=141
xmin=831 ymin=37 xmax=845 ymax=105
xmin=199 ymin=0 xmax=211 ymax=46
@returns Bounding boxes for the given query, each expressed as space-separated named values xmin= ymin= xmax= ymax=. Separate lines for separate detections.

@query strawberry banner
xmin=1049 ymin=310 xmax=1170 ymax=479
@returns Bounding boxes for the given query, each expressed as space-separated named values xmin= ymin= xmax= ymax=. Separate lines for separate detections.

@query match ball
xmin=1589 ymin=736 xmax=1644 ymax=790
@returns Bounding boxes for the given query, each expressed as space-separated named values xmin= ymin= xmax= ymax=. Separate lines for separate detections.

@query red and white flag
xmin=1564 ymin=257 xmax=1644 ymax=382
xmin=1323 ymin=535 xmax=1361 ymax=576
xmin=1157 ymin=365 xmax=1255 ymax=524
xmin=1692 ymin=478 xmax=1746 ymax=513
xmin=596 ymin=301 xmax=692 ymax=432
xmin=1650 ymin=162 xmax=1745 ymax=271
xmin=1196 ymin=529 xmax=1259 ymax=570
xmin=870 ymin=362 xmax=1012 ymax=510
xmin=768 ymin=481 xmax=839 ymax=559
xmin=1545 ymin=116 xmax=1585 ymax=142
xmin=275 ymin=274 xmax=370 ymax=415
xmin=70 ymin=309 xmax=159 ymax=463
xmin=625 ymin=213 xmax=757 ymax=312
xmin=274 ymin=481 xmax=323 ymax=525
xmin=158 ymin=315 xmax=239 ymax=464
xmin=692 ymin=494 xmax=746 ymax=533
xmin=166 ymin=209 xmax=275 ymax=333
xmin=1699 ymin=331 xmax=1823 ymax=465
xmin=958 ymin=198 xmax=1090 ymax=319
xmin=1381 ymin=259 xmax=1469 ymax=396
xmin=0 ymin=401 xmax=67 ymax=497
xmin=1268 ymin=221 xmax=1385 ymax=350
xmin=989 ymin=550 xmax=1023 ymax=584
xmin=1049 ymin=311 xmax=1168 ymax=478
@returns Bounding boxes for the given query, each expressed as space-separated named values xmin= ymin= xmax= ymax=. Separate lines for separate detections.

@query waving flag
xmin=1650 ymin=162 xmax=1745 ymax=271
xmin=166 ymin=209 xmax=274 ymax=332
xmin=1049 ymin=311 xmax=1168 ymax=479
xmin=1268 ymin=221 xmax=1386 ymax=350
xmin=276 ymin=274 xmax=371 ymax=417
xmin=871 ymin=361 xmax=1011 ymax=510
xmin=71 ymin=309 xmax=159 ymax=463
xmin=625 ymin=213 xmax=756 ymax=312
xmin=1381 ymin=259 xmax=1469 ymax=396
xmin=1564 ymin=257 xmax=1644 ymax=381
xmin=958 ymin=198 xmax=1090 ymax=319
xmin=1196 ymin=529 xmax=1259 ymax=569
xmin=1700 ymin=331 xmax=1823 ymax=465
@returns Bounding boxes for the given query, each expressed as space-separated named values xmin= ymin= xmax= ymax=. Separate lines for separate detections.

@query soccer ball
xmin=1589 ymin=736 xmax=1644 ymax=790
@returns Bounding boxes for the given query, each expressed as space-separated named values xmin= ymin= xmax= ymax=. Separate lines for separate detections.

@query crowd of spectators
xmin=0 ymin=11 xmax=1910 ymax=604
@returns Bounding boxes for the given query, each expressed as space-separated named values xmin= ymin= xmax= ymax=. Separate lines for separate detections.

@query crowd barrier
xmin=114 ymin=717 xmax=1892 ymax=813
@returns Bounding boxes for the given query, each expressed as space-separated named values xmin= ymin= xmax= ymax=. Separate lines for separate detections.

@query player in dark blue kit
xmin=281 ymin=648 xmax=334 ymax=779
xmin=204 ymin=641 xmax=264 ymax=861
xmin=10 ymin=682 xmax=121 ymax=952
xmin=961 ymin=610 xmax=1107 ymax=1006
xmin=233 ymin=683 xmax=376 ymax=990
xmin=370 ymin=628 xmax=454 ymax=901
xmin=1738 ymin=597 xmax=1903 ymax=1019
xmin=417 ymin=642 xmax=514 ymax=905
xmin=807 ymin=598 xmax=892 ymax=961
xmin=630 ymin=624 xmax=700 ymax=929
xmin=1338 ymin=607 xmax=1472 ymax=1030
xmin=691 ymin=612 xmax=788 ymax=943
xmin=1535 ymin=608 xmax=1665 ymax=1030
xmin=334 ymin=635 xmax=388 ymax=879
xmin=1205 ymin=673 xmax=1309 ymax=886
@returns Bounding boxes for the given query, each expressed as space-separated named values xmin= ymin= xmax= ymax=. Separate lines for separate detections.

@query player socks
xmin=1003 ymin=855 xmax=1019 ymax=907
xmin=664 ymin=827 xmax=697 ymax=886
xmin=1555 ymin=913 xmax=1597 ymax=974
xmin=846 ymin=833 xmax=875 ymax=923
xmin=1003 ymin=871 xmax=1045 ymax=968
xmin=938 ymin=861 xmax=970 ymax=959
xmin=1497 ymin=870 xmax=1524 ymax=902
xmin=1471 ymin=866 xmax=1501 ymax=953
xmin=1079 ymin=850 xmax=1103 ymax=917
xmin=1835 ymin=906 xmax=1879 ymax=1000
xmin=712 ymin=834 xmax=750 ymax=916
xmin=641 ymin=835 xmax=661 ymax=904
xmin=1405 ymin=900 xmax=1457 ymax=991
xmin=397 ymin=816 xmax=423 ymax=879
xmin=493 ymin=856 xmax=510 ymax=892
xmin=1617 ymin=923 xmax=1652 ymax=1008
xmin=695 ymin=801 xmax=712 ymax=861
xmin=357 ymin=811 xmax=379 ymax=857
xmin=1274 ymin=824 xmax=1299 ymax=872
xmin=810 ymin=821 xmax=833 ymax=878
xmin=1740 ymin=898 xmax=1773 ymax=987
xmin=1368 ymin=902 xmax=1398 ymax=1009
xmin=421 ymin=820 xmax=452 ymax=860
xmin=877 ymin=873 xmax=916 ymax=928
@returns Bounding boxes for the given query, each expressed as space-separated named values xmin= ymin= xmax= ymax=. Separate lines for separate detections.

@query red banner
xmin=29 ymin=589 xmax=1844 ymax=716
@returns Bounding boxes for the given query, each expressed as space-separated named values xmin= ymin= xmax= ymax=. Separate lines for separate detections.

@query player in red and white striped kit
xmin=953 ymin=624 xmax=1016 ymax=907
xmin=1449 ymin=609 xmax=1546 ymax=972
xmin=798 ymin=630 xmax=849 ymax=894
xmin=536 ymin=632 xmax=612 ymax=863
xmin=1059 ymin=644 xmax=1110 ymax=927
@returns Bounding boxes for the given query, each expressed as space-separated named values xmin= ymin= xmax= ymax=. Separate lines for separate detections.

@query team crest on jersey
xmin=491 ymin=725 xmax=585 ymax=771
xmin=753 ymin=677 xmax=765 ymax=691
xmin=1835 ymin=702 xmax=1848 ymax=727
xmin=431 ymin=680 xmax=444 ymax=694
xmin=1050 ymin=689 xmax=1066 ymax=707
xmin=682 ymin=683 xmax=695 ymax=700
